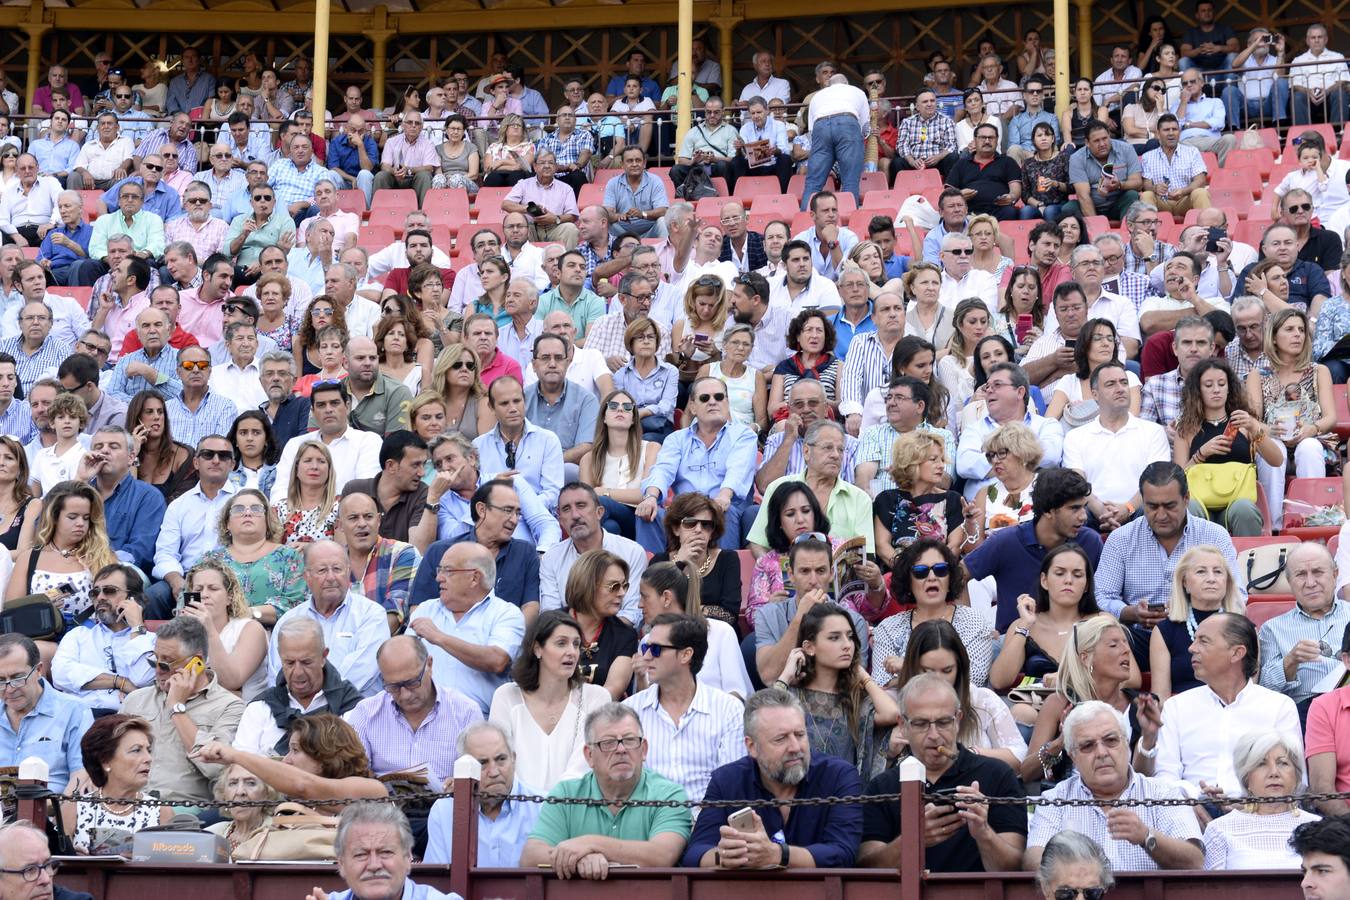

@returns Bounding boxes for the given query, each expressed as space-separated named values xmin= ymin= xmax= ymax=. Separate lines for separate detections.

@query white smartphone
xmin=727 ymin=806 xmax=756 ymax=831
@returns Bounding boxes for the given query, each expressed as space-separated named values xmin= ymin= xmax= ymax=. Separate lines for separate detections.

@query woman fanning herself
xmin=1148 ymin=545 xmax=1245 ymax=701
xmin=898 ymin=619 xmax=1027 ymax=768
xmin=1173 ymin=359 xmax=1280 ymax=536
xmin=774 ymin=601 xmax=899 ymax=780
xmin=1020 ymin=615 xmax=1141 ymax=785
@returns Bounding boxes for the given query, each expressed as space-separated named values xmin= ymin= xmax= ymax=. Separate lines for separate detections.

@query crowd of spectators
xmin=1 ymin=16 xmax=1350 ymax=892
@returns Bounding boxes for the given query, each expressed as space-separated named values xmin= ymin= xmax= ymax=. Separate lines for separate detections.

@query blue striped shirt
xmin=1258 ymin=600 xmax=1350 ymax=704
xmin=0 ymin=399 xmax=34 ymax=443
xmin=762 ymin=430 xmax=860 ymax=482
xmin=623 ymin=682 xmax=746 ymax=803
xmin=0 ymin=336 xmax=73 ymax=393
xmin=344 ymin=685 xmax=484 ymax=784
xmin=105 ymin=346 xmax=182 ymax=402
xmin=166 ymin=390 xmax=239 ymax=449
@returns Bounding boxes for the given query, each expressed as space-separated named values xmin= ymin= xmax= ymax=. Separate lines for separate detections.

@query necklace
xmin=47 ymin=542 xmax=73 ymax=559
xmin=694 ymin=551 xmax=715 ymax=577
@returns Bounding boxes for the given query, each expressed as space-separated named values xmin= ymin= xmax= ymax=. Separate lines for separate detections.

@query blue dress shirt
xmin=641 ymin=419 xmax=758 ymax=502
xmin=29 ymin=137 xmax=80 ymax=176
xmin=153 ymin=481 xmax=238 ymax=579
xmin=410 ymin=534 xmax=540 ymax=612
xmin=407 ymin=593 xmax=525 ymax=715
xmin=100 ymin=177 xmax=182 ymax=222
xmin=424 ymin=777 xmax=543 ymax=866
xmin=435 ymin=474 xmax=561 ymax=551
xmin=37 ymin=222 xmax=93 ymax=272
xmin=98 ymin=472 xmax=166 ymax=572
xmin=0 ymin=680 xmax=93 ymax=792
xmin=473 ymin=421 xmax=565 ymax=512
xmin=327 ymin=132 xmax=380 ymax=178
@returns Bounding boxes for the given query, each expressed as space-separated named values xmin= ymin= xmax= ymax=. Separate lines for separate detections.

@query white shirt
xmin=366 ymin=240 xmax=453 ymax=280
xmin=0 ymin=176 xmax=63 ymax=233
xmin=1154 ymin=679 xmax=1303 ymax=796
xmin=670 ymin=258 xmax=738 ymax=299
xmin=1 ymin=292 xmax=93 ymax=346
xmin=208 ymin=358 xmax=268 ymax=410
xmin=1139 ymin=293 xmax=1230 ymax=319
xmin=770 ymin=273 xmax=843 ymax=316
xmin=735 ymin=300 xmax=792 ymax=370
xmin=539 ymin=533 xmax=647 ymax=625
xmin=267 ymin=592 xmax=390 ymax=696
xmin=269 ymin=426 xmax=383 ymax=503
xmin=1044 ymin=288 xmax=1142 ymax=342
xmin=938 ymin=268 xmax=999 ymax=312
xmin=806 ymin=82 xmax=870 ymax=133
xmin=621 ymin=681 xmax=746 ymax=803
xmin=341 ymin=296 xmax=383 ymax=339
xmin=978 ymin=79 xmax=1022 ymax=116
xmin=233 ymin=692 xmax=329 ymax=756
xmin=447 ymin=261 xmax=482 ymax=315
xmin=74 ymin=136 xmax=135 ymax=181
xmin=1291 ymin=48 xmax=1350 ymax=92
xmin=1094 ymin=66 xmax=1145 ymax=108
xmin=504 ymin=242 xmax=549 ymax=291
xmin=648 ymin=281 xmax=686 ymax=331
xmin=1063 ymin=414 xmax=1170 ymax=503
xmin=739 ymin=76 xmax=792 ymax=105
xmin=299 ymin=209 xmax=361 ymax=246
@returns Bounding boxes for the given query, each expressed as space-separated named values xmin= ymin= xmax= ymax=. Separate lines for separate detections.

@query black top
xmin=863 ymin=746 xmax=1027 ymax=873
xmin=1156 ymin=607 xmax=1219 ymax=695
xmin=650 ymin=550 xmax=743 ymax=624
xmin=147 ymin=441 xmax=199 ymax=505
xmin=577 ymin=615 xmax=639 ymax=688
xmin=1188 ymin=416 xmax=1253 ymax=467
xmin=874 ymin=488 xmax=963 ymax=550
xmin=1298 ymin=226 xmax=1344 ymax=273
xmin=947 ymin=154 xmax=1024 ymax=216
xmin=1022 ymin=632 xmax=1059 ymax=679
xmin=0 ymin=499 xmax=32 ymax=552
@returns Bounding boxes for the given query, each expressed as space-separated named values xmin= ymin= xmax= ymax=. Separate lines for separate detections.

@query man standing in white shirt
xmin=802 ymin=74 xmax=868 ymax=208
xmin=1290 ymin=23 xmax=1350 ymax=125
xmin=270 ymin=380 xmax=382 ymax=502
xmin=1134 ymin=612 xmax=1302 ymax=800
xmin=1063 ymin=361 xmax=1170 ymax=531
xmin=769 ymin=240 xmax=842 ymax=315
xmin=1093 ymin=45 xmax=1144 ymax=113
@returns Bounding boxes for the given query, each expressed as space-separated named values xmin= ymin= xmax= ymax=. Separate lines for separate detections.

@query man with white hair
xmin=1096 ymin=232 xmax=1153 ymax=314
xmin=1259 ymin=542 xmax=1350 ymax=704
xmin=1225 ymin=294 xmax=1270 ymax=380
xmin=500 ymin=279 xmax=542 ymax=369
xmin=1024 ymin=701 xmax=1203 ymax=871
xmin=1044 ymin=245 xmax=1141 ymax=357
xmin=374 ymin=109 xmax=437 ymax=204
xmin=1174 ymin=67 xmax=1237 ymax=165
xmin=308 ymin=803 xmax=454 ymax=900
xmin=192 ymin=142 xmax=247 ymax=220
xmin=937 ymin=232 xmax=997 ymax=311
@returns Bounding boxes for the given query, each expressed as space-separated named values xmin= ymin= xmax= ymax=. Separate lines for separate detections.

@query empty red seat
xmin=750 ymin=194 xmax=802 ymax=218
xmin=1285 ymin=123 xmax=1337 ymax=156
xmin=1247 ymin=598 xmax=1295 ymax=628
xmin=422 ymin=188 xmax=470 ymax=216
xmin=1210 ymin=167 xmax=1262 ymax=199
xmin=336 ymin=189 xmax=367 ymax=215
xmin=862 ymin=189 xmax=905 ymax=210
xmin=1334 ymin=385 xmax=1350 ymax=440
xmin=893 ymin=169 xmax=943 ymax=197
xmin=369 ymin=189 xmax=417 ymax=214
xmin=1207 ymin=189 xmax=1255 ymax=219
xmin=732 ymin=176 xmax=783 ymax=203
xmin=1282 ymin=477 xmax=1345 ymax=542
xmin=356 ymin=225 xmax=396 ymax=251
xmin=577 ymin=182 xmax=606 ymax=209
xmin=858 ymin=171 xmax=889 ymax=196
xmin=1224 ymin=148 xmax=1275 ymax=179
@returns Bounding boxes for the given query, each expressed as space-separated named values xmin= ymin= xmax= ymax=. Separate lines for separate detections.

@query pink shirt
xmin=380 ymin=133 xmax=439 ymax=170
xmin=504 ymin=177 xmax=579 ymax=219
xmin=1305 ymin=685 xmax=1350 ymax=791
xmin=177 ymin=287 xmax=226 ymax=345
xmin=102 ymin=289 xmax=151 ymax=363
xmin=165 ymin=216 xmax=229 ymax=263
xmin=479 ymin=349 xmax=524 ymax=388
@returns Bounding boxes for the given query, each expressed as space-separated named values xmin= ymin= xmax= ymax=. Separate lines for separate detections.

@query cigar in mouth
xmin=935 ymin=744 xmax=957 ymax=759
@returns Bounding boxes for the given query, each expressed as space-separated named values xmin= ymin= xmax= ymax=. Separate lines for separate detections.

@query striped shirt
xmin=623 ymin=681 xmax=746 ymax=803
xmin=106 ymin=346 xmax=182 ymax=402
xmin=1257 ymin=600 xmax=1350 ymax=704
xmin=344 ymin=685 xmax=484 ymax=785
xmin=858 ymin=421 xmax=956 ymax=491
xmin=537 ymin=128 xmax=595 ymax=167
xmin=166 ymin=390 xmax=240 ymax=449
xmin=762 ymin=430 xmax=860 ymax=482
xmin=0 ymin=336 xmax=73 ymax=392
xmin=838 ymin=332 xmax=894 ymax=417
xmin=133 ymin=129 xmax=199 ymax=175
xmin=266 ymin=158 xmax=341 ymax=210
xmin=0 ymin=399 xmax=34 ymax=443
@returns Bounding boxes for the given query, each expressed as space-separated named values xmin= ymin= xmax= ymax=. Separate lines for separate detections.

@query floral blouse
xmin=1022 ymin=150 xmax=1071 ymax=205
xmin=202 ymin=545 xmax=306 ymax=613
xmin=274 ymin=497 xmax=340 ymax=543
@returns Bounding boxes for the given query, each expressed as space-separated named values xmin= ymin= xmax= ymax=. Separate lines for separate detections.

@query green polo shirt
xmin=348 ymin=372 xmax=412 ymax=435
xmin=535 ymin=286 xmax=607 ymax=339
xmin=528 ymin=769 xmax=692 ymax=847
xmin=748 ymin=474 xmax=876 ymax=554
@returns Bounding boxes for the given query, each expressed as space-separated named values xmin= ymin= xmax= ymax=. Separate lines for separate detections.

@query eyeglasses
xmin=19 ymin=314 xmax=50 ymax=323
xmin=151 ymin=656 xmax=187 ymax=673
xmin=1054 ymin=890 xmax=1106 ymax=900
xmin=0 ymin=666 xmax=37 ymax=690
xmin=161 ymin=152 xmax=178 ymax=159
xmin=1149 ymin=84 xmax=1165 ymax=92
xmin=181 ymin=360 xmax=210 ymax=371
xmin=589 ymin=735 xmax=642 ymax=753
xmin=905 ymin=715 xmax=957 ymax=732
xmin=639 ymin=640 xmax=679 ymax=658
xmin=185 ymin=197 xmax=210 ymax=205
xmin=680 ymin=517 xmax=715 ymax=532
xmin=0 ymin=862 xmax=60 ymax=883
xmin=1073 ymin=733 xmax=1124 ymax=755
xmin=436 ymin=566 xmax=477 ymax=576
xmin=911 ymin=562 xmax=951 ymax=580
xmin=944 ymin=247 xmax=973 ymax=256
xmin=606 ymin=400 xmax=635 ymax=411
xmin=449 ymin=360 xmax=476 ymax=371
xmin=603 ymin=579 xmax=630 ymax=594
xmin=983 ymin=448 xmax=1010 ymax=464
xmin=115 ymin=92 xmax=132 ymax=98
xmin=1286 ymin=202 xmax=1312 ymax=213
xmin=91 ymin=585 xmax=126 ymax=598
xmin=695 ymin=391 xmax=726 ymax=403
xmin=142 ymin=163 xmax=163 ymax=172
xmin=485 ymin=502 xmax=521 ymax=517
xmin=210 ymin=152 xmax=232 ymax=159
xmin=230 ymin=503 xmax=266 ymax=516
xmin=386 ymin=660 xmax=429 ymax=693
xmin=196 ymin=448 xmax=234 ymax=461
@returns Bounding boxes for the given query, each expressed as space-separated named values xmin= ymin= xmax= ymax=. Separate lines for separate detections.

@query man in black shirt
xmin=1279 ymin=188 xmax=1344 ymax=272
xmin=946 ymin=123 xmax=1023 ymax=221
xmin=858 ymin=674 xmax=1026 ymax=872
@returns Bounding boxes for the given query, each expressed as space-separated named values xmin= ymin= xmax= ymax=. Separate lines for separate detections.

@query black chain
xmin=22 ymin=787 xmax=1350 ymax=811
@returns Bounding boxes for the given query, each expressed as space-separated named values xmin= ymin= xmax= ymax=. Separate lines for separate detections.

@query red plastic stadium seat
xmin=892 ymin=169 xmax=943 ymax=197
xmin=1282 ymin=477 xmax=1345 ymax=542
xmin=1157 ymin=220 xmax=1184 ymax=243
xmin=695 ymin=196 xmax=727 ymax=219
xmin=1224 ymin=148 xmax=1275 ymax=179
xmin=47 ymin=286 xmax=91 ymax=307
xmin=751 ymin=194 xmax=802 ymax=218
xmin=858 ymin=171 xmax=889 ymax=196
xmin=1084 ymin=215 xmax=1111 ymax=238
xmin=862 ymin=189 xmax=905 ymax=210
xmin=356 ymin=225 xmax=396 ymax=251
xmin=733 ymin=176 xmax=783 ymax=204
xmin=366 ymin=208 xmax=407 ymax=233
xmin=805 ymin=190 xmax=855 ymax=215
xmin=422 ymin=188 xmax=470 ymax=218
xmin=1210 ymin=167 xmax=1261 ymax=199
xmin=577 ymin=182 xmax=607 ymax=209
xmin=369 ymin=189 xmax=417 ymax=214
xmin=79 ymin=190 xmax=103 ymax=221
xmin=592 ymin=169 xmax=621 ymax=188
xmin=1234 ymin=218 xmax=1272 ymax=247
xmin=789 ymin=210 xmax=815 ymax=236
xmin=1230 ymin=535 xmax=1300 ymax=553
xmin=1208 ymin=189 xmax=1255 ymax=219
xmin=336 ymin=189 xmax=367 ymax=215
xmin=1285 ymin=123 xmax=1338 ymax=157
xmin=1246 ymin=598 xmax=1295 ymax=628
xmin=1254 ymin=127 xmax=1282 ymax=154
xmin=1333 ymin=384 xmax=1350 ymax=440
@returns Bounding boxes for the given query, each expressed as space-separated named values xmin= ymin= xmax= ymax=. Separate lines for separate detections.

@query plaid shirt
xmin=165 ymin=216 xmax=229 ymax=263
xmin=537 ymin=129 xmax=595 ymax=168
xmin=1140 ymin=367 xmax=1185 ymax=427
xmin=0 ymin=336 xmax=72 ymax=391
xmin=267 ymin=158 xmax=341 ymax=210
xmin=896 ymin=112 xmax=957 ymax=160
xmin=166 ymin=390 xmax=239 ymax=449
xmin=1140 ymin=144 xmax=1206 ymax=194
xmin=583 ymin=310 xmax=671 ymax=363
xmin=1123 ymin=239 xmax=1175 ymax=275
xmin=1225 ymin=341 xmax=1270 ymax=382
xmin=1103 ymin=270 xmax=1152 ymax=314
xmin=858 ymin=421 xmax=956 ymax=492
xmin=577 ymin=240 xmax=609 ymax=282
xmin=353 ymin=536 xmax=420 ymax=620
xmin=133 ymin=129 xmax=198 ymax=176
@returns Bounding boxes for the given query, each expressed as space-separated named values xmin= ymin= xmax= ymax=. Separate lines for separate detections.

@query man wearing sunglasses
xmin=937 ymin=233 xmax=998 ymax=311
xmin=165 ymin=344 xmax=238 ymax=449
xmin=50 ymin=563 xmax=157 ymax=714
xmin=148 ymin=434 xmax=239 ymax=616
xmin=635 ymin=376 xmax=759 ymax=555
xmin=0 ymin=633 xmax=92 ymax=793
xmin=1006 ymin=77 xmax=1060 ymax=166
xmin=98 ymin=154 xmax=182 ymax=222
xmin=1276 ymin=189 xmax=1343 ymax=272
xmin=1025 ymin=701 xmax=1202 ymax=872
xmin=1173 ymin=67 xmax=1237 ymax=167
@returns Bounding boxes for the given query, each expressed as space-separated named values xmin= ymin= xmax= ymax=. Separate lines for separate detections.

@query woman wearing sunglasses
xmin=773 ymin=601 xmax=899 ymax=780
xmin=871 ymin=538 xmax=991 ymax=688
xmin=563 ymin=548 xmax=638 ymax=701
xmin=648 ymin=493 xmax=742 ymax=627
xmin=177 ymin=558 xmax=269 ymax=700
xmin=430 ymin=343 xmax=495 ymax=439
xmin=201 ymin=488 xmax=305 ymax=630
xmin=0 ymin=147 xmax=19 ymax=192
xmin=490 ymin=609 xmax=610 ymax=791
xmin=1034 ymin=831 xmax=1116 ymax=900
xmin=744 ymin=485 xmax=838 ymax=630
xmin=579 ymin=389 xmax=659 ymax=540
xmin=1122 ymin=77 xmax=1168 ymax=154
xmin=637 ymin=558 xmax=751 ymax=698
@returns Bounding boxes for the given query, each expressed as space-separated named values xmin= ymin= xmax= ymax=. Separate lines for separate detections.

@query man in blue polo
xmin=961 ymin=467 xmax=1103 ymax=633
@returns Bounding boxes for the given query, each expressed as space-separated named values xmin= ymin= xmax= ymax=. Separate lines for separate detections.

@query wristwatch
xmin=128 ymin=625 xmax=147 ymax=637
xmin=170 ymin=703 xmax=188 ymax=717
xmin=423 ymin=502 xmax=439 ymax=513
xmin=779 ymin=841 xmax=790 ymax=867
xmin=1143 ymin=831 xmax=1158 ymax=854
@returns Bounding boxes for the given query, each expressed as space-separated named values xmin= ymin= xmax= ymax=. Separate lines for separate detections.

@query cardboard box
xmin=132 ymin=831 xmax=231 ymax=863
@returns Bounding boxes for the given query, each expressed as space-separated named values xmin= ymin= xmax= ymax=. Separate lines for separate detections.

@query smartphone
xmin=694 ymin=332 xmax=711 ymax=346
xmin=184 ymin=656 xmax=205 ymax=678
xmin=930 ymin=787 xmax=961 ymax=808
xmin=175 ymin=591 xmax=200 ymax=616
xmin=1015 ymin=313 xmax=1034 ymax=343
xmin=1147 ymin=597 xmax=1167 ymax=611
xmin=727 ymin=806 xmax=757 ymax=831
xmin=1102 ymin=163 xmax=1115 ymax=177
xmin=1223 ymin=419 xmax=1240 ymax=441
xmin=1063 ymin=338 xmax=1076 ymax=350
xmin=1206 ymin=226 xmax=1226 ymax=253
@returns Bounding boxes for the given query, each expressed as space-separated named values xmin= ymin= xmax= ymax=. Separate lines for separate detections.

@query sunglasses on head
xmin=912 ymin=562 xmax=951 ymax=579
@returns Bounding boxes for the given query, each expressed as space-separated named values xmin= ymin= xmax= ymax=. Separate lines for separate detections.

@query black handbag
xmin=0 ymin=549 xmax=70 ymax=641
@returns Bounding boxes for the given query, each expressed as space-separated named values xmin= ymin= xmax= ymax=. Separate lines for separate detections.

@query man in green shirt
xmin=535 ymin=249 xmax=606 ymax=341
xmin=520 ymin=703 xmax=692 ymax=879
xmin=77 ymin=180 xmax=165 ymax=285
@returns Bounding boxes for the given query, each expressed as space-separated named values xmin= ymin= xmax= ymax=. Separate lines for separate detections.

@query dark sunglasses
xmin=449 ymin=359 xmax=475 ymax=371
xmin=912 ymin=562 xmax=951 ymax=580
xmin=142 ymin=163 xmax=163 ymax=172
xmin=679 ymin=517 xmax=715 ymax=532
xmin=252 ymin=194 xmax=274 ymax=201
xmin=196 ymin=448 xmax=233 ymax=461
xmin=1286 ymin=202 xmax=1312 ymax=213
xmin=606 ymin=400 xmax=635 ymax=411
xmin=1054 ymin=890 xmax=1106 ymax=900
xmin=505 ymin=441 xmax=516 ymax=470
xmin=945 ymin=247 xmax=974 ymax=256
xmin=114 ymin=92 xmax=132 ymax=99
xmin=696 ymin=391 xmax=726 ymax=403
xmin=638 ymin=641 xmax=679 ymax=658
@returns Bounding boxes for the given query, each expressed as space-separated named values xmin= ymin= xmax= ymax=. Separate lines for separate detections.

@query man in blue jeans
xmin=801 ymin=74 xmax=868 ymax=209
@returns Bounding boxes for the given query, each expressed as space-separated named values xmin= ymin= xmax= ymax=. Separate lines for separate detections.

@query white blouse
xmin=1202 ymin=808 xmax=1320 ymax=870
xmin=489 ymin=682 xmax=610 ymax=792
xmin=701 ymin=619 xmax=753 ymax=699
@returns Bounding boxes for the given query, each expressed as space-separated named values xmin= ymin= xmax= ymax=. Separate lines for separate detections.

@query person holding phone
xmin=1062 ymin=120 xmax=1143 ymax=222
xmin=51 ymin=563 xmax=157 ymax=714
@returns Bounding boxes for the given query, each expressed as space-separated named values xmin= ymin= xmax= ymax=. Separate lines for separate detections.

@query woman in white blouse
xmin=489 ymin=610 xmax=609 ymax=792
xmin=1203 ymin=731 xmax=1320 ymax=870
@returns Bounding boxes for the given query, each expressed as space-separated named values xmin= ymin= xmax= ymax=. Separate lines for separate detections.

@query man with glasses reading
xmin=521 ymin=703 xmax=691 ymax=878
xmin=346 ymin=634 xmax=484 ymax=790
xmin=0 ymin=633 xmax=92 ymax=792
xmin=51 ymin=564 xmax=156 ymax=716
xmin=122 ymin=615 xmax=245 ymax=803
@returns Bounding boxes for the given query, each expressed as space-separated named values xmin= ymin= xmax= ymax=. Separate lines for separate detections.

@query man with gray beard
xmin=51 ymin=563 xmax=157 ymax=713
xmin=684 ymin=687 xmax=864 ymax=868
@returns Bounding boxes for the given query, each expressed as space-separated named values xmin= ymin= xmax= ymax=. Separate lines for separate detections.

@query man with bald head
xmin=575 ymin=205 xmax=620 ymax=297
xmin=1258 ymin=542 xmax=1350 ymax=705
xmin=374 ymin=109 xmax=437 ymax=204
xmin=334 ymin=493 xmax=420 ymax=631
xmin=502 ymin=150 xmax=580 ymax=249
xmin=407 ymin=540 xmax=525 ymax=715
xmin=345 ymin=335 xmax=412 ymax=435
xmin=269 ymin=540 xmax=389 ymax=697
xmin=328 ymin=112 xmax=379 ymax=206
xmin=106 ymin=304 xmax=182 ymax=400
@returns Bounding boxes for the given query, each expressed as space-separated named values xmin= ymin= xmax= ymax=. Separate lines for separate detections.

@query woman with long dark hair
xmin=226 ymin=410 xmax=279 ymax=496
xmin=637 ymin=559 xmax=751 ymax=698
xmin=1044 ymin=318 xmax=1141 ymax=428
xmin=892 ymin=335 xmax=948 ymax=428
xmin=579 ymin=389 xmax=659 ymax=539
xmin=744 ymin=482 xmax=831 ymax=629
xmin=126 ymin=389 xmax=195 ymax=502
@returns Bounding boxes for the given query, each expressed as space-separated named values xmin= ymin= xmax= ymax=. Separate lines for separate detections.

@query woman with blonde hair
xmin=967 ymin=214 xmax=1013 ymax=281
xmin=180 ymin=557 xmax=269 ymax=700
xmin=6 ymin=481 xmax=117 ymax=632
xmin=202 ymin=488 xmax=305 ymax=625
xmin=431 ymin=344 xmax=495 ymax=439
xmin=848 ymin=241 xmax=903 ymax=296
xmin=482 ymin=114 xmax=534 ymax=188
xmin=901 ymin=262 xmax=953 ymax=348
xmin=873 ymin=430 xmax=972 ymax=564
xmin=564 ymin=548 xmax=638 ymax=701
xmin=1021 ymin=614 xmax=1141 ymax=784
xmin=670 ymin=274 xmax=728 ymax=393
xmin=274 ymin=441 xmax=339 ymax=544
xmin=206 ymin=763 xmax=282 ymax=851
xmin=408 ymin=391 xmax=450 ymax=445
xmin=1149 ymin=544 xmax=1245 ymax=701
xmin=967 ymin=421 xmax=1042 ymax=542
xmin=579 ymin=389 xmax=659 ymax=539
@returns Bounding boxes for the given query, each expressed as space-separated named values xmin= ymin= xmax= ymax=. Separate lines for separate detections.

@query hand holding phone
xmin=727 ymin=806 xmax=757 ymax=832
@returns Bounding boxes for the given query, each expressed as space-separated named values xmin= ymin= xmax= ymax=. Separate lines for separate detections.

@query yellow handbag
xmin=1188 ymin=461 xmax=1257 ymax=510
